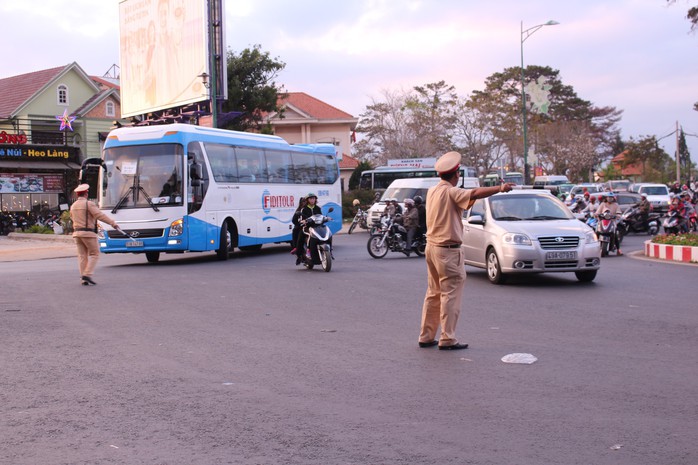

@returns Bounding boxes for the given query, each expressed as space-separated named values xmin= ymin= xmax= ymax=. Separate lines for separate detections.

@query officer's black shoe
xmin=438 ymin=343 xmax=469 ymax=351
xmin=82 ymin=276 xmax=97 ymax=285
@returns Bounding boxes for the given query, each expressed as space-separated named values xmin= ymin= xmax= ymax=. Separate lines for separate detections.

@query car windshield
xmin=380 ymin=187 xmax=429 ymax=202
xmin=639 ymin=186 xmax=668 ymax=196
xmin=490 ymin=195 xmax=574 ymax=221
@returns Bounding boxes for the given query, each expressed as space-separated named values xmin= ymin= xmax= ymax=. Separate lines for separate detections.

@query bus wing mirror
xmin=327 ymin=207 xmax=334 ymax=213
xmin=190 ymin=162 xmax=203 ymax=180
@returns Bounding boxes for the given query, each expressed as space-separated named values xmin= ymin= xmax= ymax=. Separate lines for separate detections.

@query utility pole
xmin=676 ymin=120 xmax=682 ymax=186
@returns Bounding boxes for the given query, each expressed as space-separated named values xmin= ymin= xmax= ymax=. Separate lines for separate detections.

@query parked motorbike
xmin=662 ymin=210 xmax=688 ymax=235
xmin=367 ymin=214 xmax=426 ymax=258
xmin=596 ymin=210 xmax=622 ymax=257
xmin=297 ymin=208 xmax=334 ymax=272
xmin=348 ymin=203 xmax=369 ymax=234
xmin=617 ymin=205 xmax=660 ymax=236
xmin=0 ymin=212 xmax=14 ymax=235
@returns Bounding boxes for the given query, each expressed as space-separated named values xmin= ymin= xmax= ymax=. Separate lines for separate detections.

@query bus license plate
xmin=545 ymin=251 xmax=577 ymax=260
xmin=126 ymin=240 xmax=144 ymax=247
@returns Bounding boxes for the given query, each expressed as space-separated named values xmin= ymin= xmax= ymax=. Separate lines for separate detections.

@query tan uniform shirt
xmin=425 ymin=180 xmax=473 ymax=246
xmin=70 ymin=198 xmax=118 ymax=238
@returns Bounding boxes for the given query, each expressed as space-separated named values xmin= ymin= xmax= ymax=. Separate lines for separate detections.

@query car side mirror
xmin=468 ymin=214 xmax=485 ymax=225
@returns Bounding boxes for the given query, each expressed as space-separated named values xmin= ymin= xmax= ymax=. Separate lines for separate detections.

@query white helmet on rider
xmin=404 ymin=198 xmax=415 ymax=206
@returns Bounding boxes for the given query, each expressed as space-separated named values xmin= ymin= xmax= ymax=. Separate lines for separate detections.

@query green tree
xmin=354 ymin=82 xmax=459 ymax=163
xmin=222 ymin=45 xmax=286 ymax=132
xmin=348 ymin=161 xmax=374 ymax=190
xmin=623 ymin=136 xmax=674 ymax=183
xmin=467 ymin=65 xmax=621 ymax=177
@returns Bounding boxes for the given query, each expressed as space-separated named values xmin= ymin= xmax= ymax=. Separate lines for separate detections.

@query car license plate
xmin=545 ymin=251 xmax=577 ymax=260
xmin=125 ymin=240 xmax=144 ymax=247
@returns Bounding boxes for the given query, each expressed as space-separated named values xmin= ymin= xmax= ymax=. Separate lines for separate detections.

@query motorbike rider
xmin=392 ymin=198 xmax=403 ymax=216
xmin=290 ymin=196 xmax=307 ymax=258
xmin=295 ymin=193 xmax=333 ymax=264
xmin=637 ymin=193 xmax=652 ymax=225
xmin=681 ymin=191 xmax=696 ymax=230
xmin=596 ymin=192 xmax=623 ymax=255
xmin=402 ymin=198 xmax=419 ymax=257
xmin=384 ymin=197 xmax=397 ymax=218
xmin=414 ymin=195 xmax=427 ymax=235
xmin=580 ymin=195 xmax=597 ymax=218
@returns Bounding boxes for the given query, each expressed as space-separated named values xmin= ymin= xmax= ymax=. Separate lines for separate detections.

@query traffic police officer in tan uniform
xmin=419 ymin=152 xmax=515 ymax=350
xmin=70 ymin=184 xmax=120 ymax=286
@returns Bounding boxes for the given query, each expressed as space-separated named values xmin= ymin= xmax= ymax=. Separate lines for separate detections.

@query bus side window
xmin=235 ymin=146 xmax=266 ymax=183
xmin=265 ymin=150 xmax=291 ymax=183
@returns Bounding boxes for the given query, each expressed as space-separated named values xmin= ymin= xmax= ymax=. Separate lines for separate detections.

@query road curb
xmin=643 ymin=240 xmax=698 ymax=264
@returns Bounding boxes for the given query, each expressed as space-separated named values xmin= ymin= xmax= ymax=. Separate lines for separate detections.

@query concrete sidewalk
xmin=0 ymin=233 xmax=76 ymax=262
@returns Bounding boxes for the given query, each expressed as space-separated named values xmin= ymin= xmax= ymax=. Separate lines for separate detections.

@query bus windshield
xmin=103 ymin=144 xmax=184 ymax=210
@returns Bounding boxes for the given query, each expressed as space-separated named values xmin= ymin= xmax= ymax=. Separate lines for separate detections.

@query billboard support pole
xmin=208 ymin=0 xmax=218 ymax=128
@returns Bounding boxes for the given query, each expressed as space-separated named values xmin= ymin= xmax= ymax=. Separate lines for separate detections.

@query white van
xmin=533 ymin=175 xmax=569 ymax=187
xmin=367 ymin=177 xmax=480 ymax=225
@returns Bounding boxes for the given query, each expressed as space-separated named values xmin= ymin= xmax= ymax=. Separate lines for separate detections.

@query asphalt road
xmin=1 ymin=231 xmax=697 ymax=465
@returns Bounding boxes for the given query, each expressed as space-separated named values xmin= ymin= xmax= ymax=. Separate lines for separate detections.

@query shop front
xmin=0 ymin=143 xmax=81 ymax=214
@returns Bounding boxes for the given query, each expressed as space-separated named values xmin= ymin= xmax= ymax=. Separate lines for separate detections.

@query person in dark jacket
xmin=295 ymin=193 xmax=323 ymax=264
xmin=290 ymin=196 xmax=307 ymax=257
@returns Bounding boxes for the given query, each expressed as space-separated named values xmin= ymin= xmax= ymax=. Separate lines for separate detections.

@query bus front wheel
xmin=145 ymin=252 xmax=160 ymax=263
xmin=217 ymin=222 xmax=233 ymax=260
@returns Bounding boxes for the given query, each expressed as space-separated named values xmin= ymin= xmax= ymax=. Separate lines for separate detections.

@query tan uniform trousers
xmin=419 ymin=244 xmax=466 ymax=346
xmin=74 ymin=235 xmax=101 ymax=278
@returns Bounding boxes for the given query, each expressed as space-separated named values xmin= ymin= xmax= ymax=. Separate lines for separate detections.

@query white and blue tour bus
xmin=92 ymin=123 xmax=342 ymax=262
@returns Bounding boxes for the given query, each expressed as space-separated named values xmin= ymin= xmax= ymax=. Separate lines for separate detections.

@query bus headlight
xmin=169 ymin=219 xmax=183 ymax=236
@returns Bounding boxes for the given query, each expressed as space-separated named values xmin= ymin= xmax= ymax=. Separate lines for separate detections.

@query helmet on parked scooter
xmin=352 ymin=199 xmax=360 ymax=206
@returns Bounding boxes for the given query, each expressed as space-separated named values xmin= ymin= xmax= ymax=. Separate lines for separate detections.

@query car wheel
xmin=486 ymin=248 xmax=507 ymax=284
xmin=575 ymin=270 xmax=597 ymax=282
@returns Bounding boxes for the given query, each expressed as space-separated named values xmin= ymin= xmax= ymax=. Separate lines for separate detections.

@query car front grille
xmin=544 ymin=260 xmax=579 ymax=269
xmin=108 ymin=228 xmax=164 ymax=239
xmin=538 ymin=236 xmax=579 ymax=249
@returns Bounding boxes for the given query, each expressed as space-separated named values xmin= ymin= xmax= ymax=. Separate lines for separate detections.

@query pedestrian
xmin=418 ymin=151 xmax=514 ymax=350
xmin=70 ymin=184 xmax=120 ymax=286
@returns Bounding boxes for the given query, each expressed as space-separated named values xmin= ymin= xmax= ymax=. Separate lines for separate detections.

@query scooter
xmin=617 ymin=206 xmax=660 ymax=236
xmin=662 ymin=210 xmax=687 ymax=235
xmin=596 ymin=210 xmax=622 ymax=257
xmin=298 ymin=207 xmax=334 ymax=272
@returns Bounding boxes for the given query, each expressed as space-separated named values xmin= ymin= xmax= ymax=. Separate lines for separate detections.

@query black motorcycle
xmin=347 ymin=206 xmax=368 ymax=234
xmin=367 ymin=214 xmax=425 ymax=258
xmin=617 ymin=205 xmax=660 ymax=237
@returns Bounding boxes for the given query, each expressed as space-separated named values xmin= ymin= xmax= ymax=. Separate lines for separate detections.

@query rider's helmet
xmin=606 ymin=192 xmax=616 ymax=201
xmin=404 ymin=198 xmax=415 ymax=207
xmin=306 ymin=192 xmax=317 ymax=200
xmin=352 ymin=199 xmax=360 ymax=206
xmin=583 ymin=191 xmax=590 ymax=198
xmin=414 ymin=195 xmax=423 ymax=205
xmin=641 ymin=193 xmax=648 ymax=199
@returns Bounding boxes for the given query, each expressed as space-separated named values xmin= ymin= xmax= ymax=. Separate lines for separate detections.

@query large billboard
xmin=119 ymin=0 xmax=209 ymax=117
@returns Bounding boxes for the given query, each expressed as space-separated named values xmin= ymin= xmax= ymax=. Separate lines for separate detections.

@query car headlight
xmin=584 ymin=229 xmax=598 ymax=243
xmin=502 ymin=232 xmax=532 ymax=246
xmin=169 ymin=219 xmax=183 ymax=236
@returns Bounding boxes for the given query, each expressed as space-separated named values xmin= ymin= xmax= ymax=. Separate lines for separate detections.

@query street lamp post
xmin=520 ymin=20 xmax=559 ymax=183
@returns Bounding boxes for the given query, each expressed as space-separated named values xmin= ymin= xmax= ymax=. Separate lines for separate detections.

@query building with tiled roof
xmin=0 ymin=62 xmax=127 ymax=212
xmin=609 ymin=150 xmax=644 ymax=181
xmin=267 ymin=92 xmax=358 ymax=191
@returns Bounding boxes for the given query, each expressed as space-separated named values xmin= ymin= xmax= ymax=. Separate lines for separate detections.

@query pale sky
xmin=2 ymin=0 xmax=697 ymax=162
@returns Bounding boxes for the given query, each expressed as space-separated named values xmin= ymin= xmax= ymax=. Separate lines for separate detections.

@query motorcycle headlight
xmin=169 ymin=219 xmax=183 ymax=236
xmin=502 ymin=232 xmax=531 ymax=246
xmin=584 ymin=229 xmax=598 ymax=243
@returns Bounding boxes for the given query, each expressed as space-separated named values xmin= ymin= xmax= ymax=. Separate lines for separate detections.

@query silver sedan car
xmin=462 ymin=190 xmax=601 ymax=284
